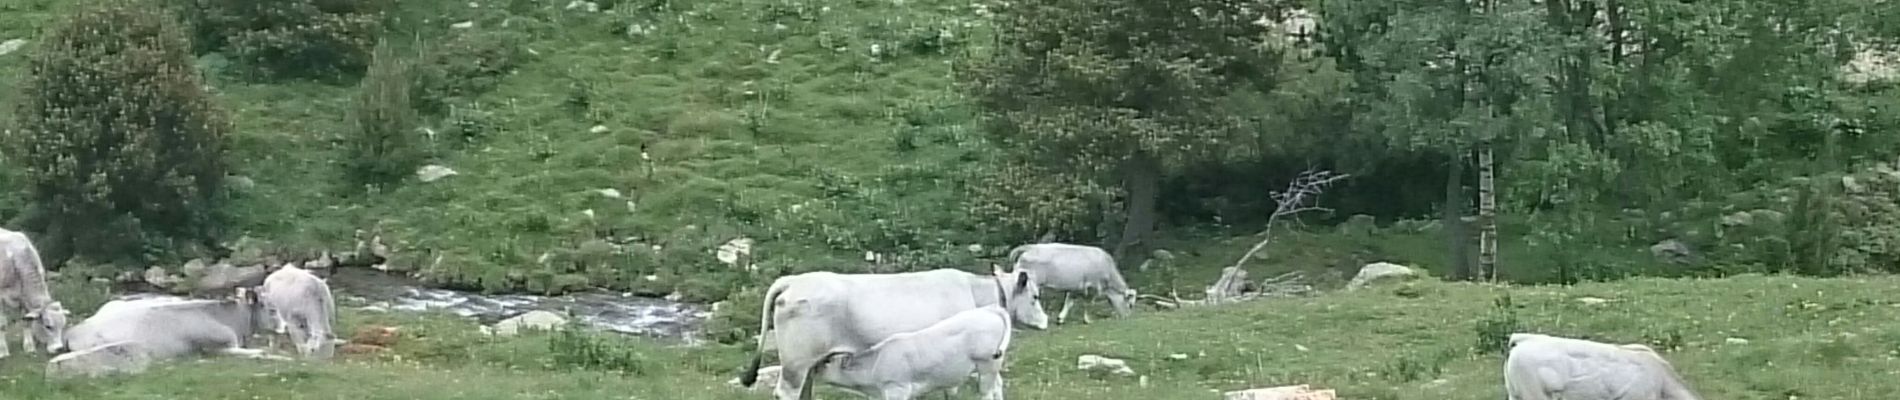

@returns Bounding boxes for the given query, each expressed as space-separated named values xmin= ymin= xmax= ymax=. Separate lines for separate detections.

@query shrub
xmin=547 ymin=327 xmax=648 ymax=374
xmin=1471 ymin=293 xmax=1524 ymax=355
xmin=413 ymin=30 xmax=529 ymax=115
xmin=185 ymin=0 xmax=390 ymax=80
xmin=344 ymin=40 xmax=428 ymax=187
xmin=4 ymin=0 xmax=231 ymax=263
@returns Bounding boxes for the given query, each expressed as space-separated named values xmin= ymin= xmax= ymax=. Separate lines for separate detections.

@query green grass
xmin=6 ymin=274 xmax=1898 ymax=399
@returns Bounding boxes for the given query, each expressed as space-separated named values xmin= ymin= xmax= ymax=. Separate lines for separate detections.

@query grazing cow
xmin=257 ymin=264 xmax=337 ymax=359
xmin=0 ymin=228 xmax=69 ymax=357
xmin=1505 ymin=333 xmax=1703 ymax=400
xmin=1005 ymin=243 xmax=1132 ymax=324
xmin=60 ymin=289 xmax=282 ymax=370
xmin=800 ymin=305 xmax=1015 ymax=400
xmin=739 ymin=267 xmax=1050 ymax=400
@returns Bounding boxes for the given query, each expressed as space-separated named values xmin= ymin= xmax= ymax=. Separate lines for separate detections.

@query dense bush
xmin=184 ymin=0 xmax=390 ymax=80
xmin=4 ymin=0 xmax=230 ymax=264
xmin=413 ymin=30 xmax=529 ymax=115
xmin=344 ymin=40 xmax=428 ymax=188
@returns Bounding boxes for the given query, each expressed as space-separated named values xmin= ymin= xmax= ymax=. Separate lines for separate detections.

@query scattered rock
xmin=0 ymin=39 xmax=25 ymax=56
xmin=595 ymin=188 xmax=623 ymax=199
xmin=142 ymin=267 xmax=182 ymax=290
xmin=1725 ymin=337 xmax=1750 ymax=345
xmin=226 ymin=175 xmax=255 ymax=191
xmin=564 ymin=0 xmax=599 ymax=12
xmin=490 ymin=310 xmax=569 ymax=336
xmin=716 ymin=237 xmax=755 ymax=267
xmin=1167 ymin=353 xmax=1189 ymax=360
xmin=1076 ymin=354 xmax=1135 ymax=376
xmin=1576 ymin=297 xmax=1610 ymax=306
xmin=1649 ymin=239 xmax=1695 ymax=265
xmin=417 ymin=165 xmax=458 ymax=182
xmin=1337 ymin=214 xmax=1377 ymax=235
xmin=1842 ymin=175 xmax=1866 ymax=193
xmin=1346 ymin=262 xmax=1417 ymax=291
xmin=728 ymin=365 xmax=782 ymax=390
xmin=589 ymin=125 xmax=609 ymax=134
xmin=765 ymin=48 xmax=782 ymax=64
xmin=191 ymin=263 xmax=267 ymax=294
xmin=450 ymin=21 xmax=475 ymax=29
xmin=1224 ymin=384 xmax=1337 ymax=400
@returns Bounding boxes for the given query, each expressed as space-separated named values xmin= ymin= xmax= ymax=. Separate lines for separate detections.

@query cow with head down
xmin=1505 ymin=333 xmax=1704 ymax=400
xmin=256 ymin=263 xmax=338 ymax=359
xmin=0 ymin=228 xmax=69 ymax=358
xmin=738 ymin=267 xmax=1050 ymax=400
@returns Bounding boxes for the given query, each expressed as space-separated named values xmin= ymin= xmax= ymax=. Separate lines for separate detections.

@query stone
xmin=1224 ymin=384 xmax=1337 ymax=400
xmin=1076 ymin=354 xmax=1135 ymax=376
xmin=1649 ymin=239 xmax=1695 ymax=265
xmin=490 ymin=310 xmax=568 ymax=336
xmin=1725 ymin=337 xmax=1750 ymax=345
xmin=226 ymin=175 xmax=256 ymax=191
xmin=1337 ymin=214 xmax=1377 ymax=235
xmin=0 ymin=39 xmax=25 ymax=56
xmin=564 ymin=0 xmax=599 ymax=12
xmin=450 ymin=21 xmax=475 ymax=29
xmin=1576 ymin=297 xmax=1610 ymax=306
xmin=192 ymin=263 xmax=267 ymax=294
xmin=1842 ymin=175 xmax=1866 ymax=194
xmin=142 ymin=266 xmax=182 ymax=289
xmin=596 ymin=188 xmax=623 ymax=198
xmin=716 ymin=237 xmax=755 ymax=266
xmin=1346 ymin=262 xmax=1417 ymax=291
xmin=417 ymin=165 xmax=458 ymax=182
xmin=589 ymin=125 xmax=609 ymax=134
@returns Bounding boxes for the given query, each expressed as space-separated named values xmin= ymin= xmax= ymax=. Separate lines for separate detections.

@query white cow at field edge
xmin=0 ymin=228 xmax=69 ymax=357
xmin=55 ymin=289 xmax=283 ymax=376
xmin=257 ymin=264 xmax=337 ymax=359
xmin=1005 ymin=243 xmax=1132 ymax=324
xmin=1505 ymin=333 xmax=1703 ymax=400
xmin=739 ymin=267 xmax=1050 ymax=400
xmin=801 ymin=305 xmax=1015 ymax=400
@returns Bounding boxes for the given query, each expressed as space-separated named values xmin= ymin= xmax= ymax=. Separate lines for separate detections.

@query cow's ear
xmin=21 ymin=309 xmax=39 ymax=320
xmin=1014 ymin=271 xmax=1031 ymax=292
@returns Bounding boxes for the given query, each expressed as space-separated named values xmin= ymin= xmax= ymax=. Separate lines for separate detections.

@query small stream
xmin=113 ymin=268 xmax=713 ymax=342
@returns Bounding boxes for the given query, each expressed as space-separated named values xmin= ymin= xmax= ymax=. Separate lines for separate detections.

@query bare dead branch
xmin=1205 ymin=169 xmax=1349 ymax=305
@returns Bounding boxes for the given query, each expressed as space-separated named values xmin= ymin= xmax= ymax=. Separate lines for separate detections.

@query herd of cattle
xmin=1 ymin=229 xmax=1707 ymax=399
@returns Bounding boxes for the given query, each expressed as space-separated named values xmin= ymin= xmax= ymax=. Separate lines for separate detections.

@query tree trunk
xmin=1114 ymin=153 xmax=1161 ymax=270
xmin=1444 ymin=151 xmax=1474 ymax=281
xmin=1477 ymin=142 xmax=1499 ymax=282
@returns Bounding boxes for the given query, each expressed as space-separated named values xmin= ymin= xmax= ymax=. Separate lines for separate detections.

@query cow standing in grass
xmin=1504 ymin=333 xmax=1703 ymax=400
xmin=0 ymin=227 xmax=69 ymax=358
xmin=1005 ymin=243 xmax=1133 ymax=324
xmin=258 ymin=263 xmax=338 ymax=359
xmin=739 ymin=267 xmax=1050 ymax=400
xmin=800 ymin=305 xmax=1016 ymax=400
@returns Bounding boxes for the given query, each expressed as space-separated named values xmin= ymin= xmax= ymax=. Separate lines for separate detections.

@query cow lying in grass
xmin=799 ymin=304 xmax=1016 ymax=400
xmin=50 ymin=289 xmax=284 ymax=378
xmin=1505 ymin=333 xmax=1703 ymax=400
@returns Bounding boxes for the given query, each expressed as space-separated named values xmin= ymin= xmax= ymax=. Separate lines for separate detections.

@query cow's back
xmin=262 ymin=267 xmax=336 ymax=327
xmin=0 ymin=229 xmax=49 ymax=306
xmin=1506 ymin=335 xmax=1677 ymax=400
xmin=67 ymin=300 xmax=246 ymax=358
xmin=781 ymin=269 xmax=986 ymax=348
xmin=1014 ymin=243 xmax=1121 ymax=290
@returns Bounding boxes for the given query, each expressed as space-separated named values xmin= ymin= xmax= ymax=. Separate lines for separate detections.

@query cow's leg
xmin=286 ymin=320 xmax=313 ymax=357
xmin=776 ymin=358 xmax=814 ymax=400
xmin=20 ymin=330 xmax=35 ymax=354
xmin=1080 ymin=287 xmax=1095 ymax=325
xmin=0 ymin=316 xmax=11 ymax=359
xmin=977 ymin=360 xmax=1006 ymax=400
xmin=1056 ymin=292 xmax=1075 ymax=325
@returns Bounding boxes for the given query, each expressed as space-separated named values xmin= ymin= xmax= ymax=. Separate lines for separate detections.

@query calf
xmin=1505 ymin=333 xmax=1703 ymax=400
xmin=0 ymin=228 xmax=69 ymax=357
xmin=257 ymin=264 xmax=338 ymax=359
xmin=801 ymin=305 xmax=1015 ymax=400
xmin=1006 ymin=243 xmax=1133 ymax=324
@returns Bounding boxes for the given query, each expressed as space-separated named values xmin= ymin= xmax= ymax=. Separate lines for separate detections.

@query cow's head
xmin=991 ymin=264 xmax=1049 ymax=330
xmin=22 ymin=301 xmax=69 ymax=354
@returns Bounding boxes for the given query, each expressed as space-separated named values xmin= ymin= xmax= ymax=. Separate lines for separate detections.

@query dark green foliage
xmin=4 ymin=0 xmax=230 ymax=264
xmin=345 ymin=40 xmax=426 ymax=188
xmin=547 ymin=327 xmax=648 ymax=374
xmin=1472 ymin=294 xmax=1522 ymax=354
xmin=184 ymin=0 xmax=391 ymax=80
xmin=413 ymin=30 xmax=528 ymax=115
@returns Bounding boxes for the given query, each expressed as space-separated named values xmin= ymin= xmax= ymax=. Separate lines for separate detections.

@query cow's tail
xmin=739 ymin=278 xmax=794 ymax=387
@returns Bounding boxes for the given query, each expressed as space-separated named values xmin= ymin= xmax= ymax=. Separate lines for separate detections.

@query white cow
xmin=59 ymin=289 xmax=282 ymax=369
xmin=739 ymin=267 xmax=1050 ymax=400
xmin=0 ymin=228 xmax=69 ymax=357
xmin=800 ymin=305 xmax=1015 ymax=400
xmin=257 ymin=264 xmax=337 ymax=359
xmin=1505 ymin=333 xmax=1704 ymax=400
xmin=1005 ymin=243 xmax=1132 ymax=324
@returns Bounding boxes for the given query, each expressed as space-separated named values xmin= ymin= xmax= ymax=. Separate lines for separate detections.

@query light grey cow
xmin=1005 ymin=243 xmax=1132 ymax=324
xmin=0 ymin=227 xmax=69 ymax=358
xmin=1505 ymin=333 xmax=1703 ymax=400
xmin=257 ymin=264 xmax=337 ymax=359
xmin=800 ymin=305 xmax=1015 ymax=400
xmin=58 ymin=289 xmax=282 ymax=373
xmin=739 ymin=267 xmax=1050 ymax=400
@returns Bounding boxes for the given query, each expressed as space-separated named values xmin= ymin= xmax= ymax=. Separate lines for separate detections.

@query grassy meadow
xmin=3 ymin=273 xmax=1898 ymax=399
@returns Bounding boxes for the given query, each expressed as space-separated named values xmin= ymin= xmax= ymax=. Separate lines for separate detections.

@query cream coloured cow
xmin=1005 ymin=243 xmax=1133 ymax=324
xmin=59 ymin=289 xmax=282 ymax=371
xmin=799 ymin=304 xmax=1015 ymax=400
xmin=257 ymin=264 xmax=337 ymax=359
xmin=739 ymin=267 xmax=1049 ymax=400
xmin=1505 ymin=333 xmax=1703 ymax=400
xmin=0 ymin=228 xmax=69 ymax=357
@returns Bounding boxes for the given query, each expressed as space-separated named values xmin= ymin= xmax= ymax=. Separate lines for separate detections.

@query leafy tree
xmin=964 ymin=0 xmax=1286 ymax=265
xmin=345 ymin=40 xmax=427 ymax=188
xmin=4 ymin=0 xmax=231 ymax=263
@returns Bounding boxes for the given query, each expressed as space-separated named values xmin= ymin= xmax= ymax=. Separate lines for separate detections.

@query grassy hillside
xmin=4 ymin=274 xmax=1897 ymax=399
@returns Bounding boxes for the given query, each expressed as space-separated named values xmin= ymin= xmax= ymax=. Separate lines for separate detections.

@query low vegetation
xmin=5 ymin=274 xmax=1897 ymax=399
